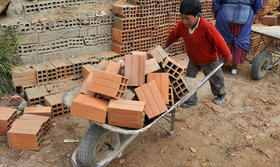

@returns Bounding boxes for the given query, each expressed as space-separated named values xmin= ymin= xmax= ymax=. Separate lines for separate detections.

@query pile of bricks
xmin=71 ymin=45 xmax=189 ymax=129
xmin=24 ymin=80 xmax=82 ymax=117
xmin=0 ymin=106 xmax=52 ymax=151
xmin=247 ymin=32 xmax=274 ymax=58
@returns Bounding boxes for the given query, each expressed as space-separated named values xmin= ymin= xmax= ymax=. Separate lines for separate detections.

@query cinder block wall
xmin=0 ymin=0 xmax=115 ymax=65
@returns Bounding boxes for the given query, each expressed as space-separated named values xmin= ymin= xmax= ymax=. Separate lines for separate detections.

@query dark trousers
xmin=186 ymin=60 xmax=226 ymax=104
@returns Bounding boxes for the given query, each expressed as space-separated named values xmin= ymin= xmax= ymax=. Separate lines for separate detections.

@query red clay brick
xmin=0 ymin=107 xmax=17 ymax=135
xmin=147 ymin=45 xmax=168 ymax=63
xmin=24 ymin=106 xmax=52 ymax=117
xmin=145 ymin=58 xmax=161 ymax=75
xmin=87 ymin=70 xmax=128 ymax=98
xmin=7 ymin=119 xmax=45 ymax=151
xmin=82 ymin=64 xmax=95 ymax=78
xmin=263 ymin=15 xmax=278 ymax=26
xmin=125 ymin=52 xmax=146 ymax=86
xmin=79 ymin=73 xmax=95 ymax=95
xmin=162 ymin=57 xmax=184 ymax=81
xmin=135 ymin=80 xmax=167 ymax=119
xmin=171 ymin=76 xmax=189 ymax=99
xmin=147 ymin=73 xmax=170 ymax=104
xmin=105 ymin=61 xmax=121 ymax=74
xmin=71 ymin=94 xmax=109 ymax=123
xmin=108 ymin=99 xmax=145 ymax=129
xmin=98 ymin=60 xmax=109 ymax=71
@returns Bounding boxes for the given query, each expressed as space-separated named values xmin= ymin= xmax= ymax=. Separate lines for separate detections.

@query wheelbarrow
xmin=63 ymin=61 xmax=224 ymax=167
xmin=248 ymin=26 xmax=280 ymax=80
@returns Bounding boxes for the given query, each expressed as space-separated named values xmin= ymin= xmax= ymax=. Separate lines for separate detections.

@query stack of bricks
xmin=24 ymin=79 xmax=81 ymax=117
xmin=247 ymin=32 xmax=273 ymax=58
xmin=12 ymin=65 xmax=37 ymax=91
xmin=0 ymin=107 xmax=17 ymax=135
xmin=0 ymin=0 xmax=114 ymax=65
xmin=12 ymin=50 xmax=121 ymax=93
xmin=200 ymin=0 xmax=215 ymax=22
xmin=111 ymin=0 xmax=185 ymax=55
xmin=7 ymin=114 xmax=51 ymax=151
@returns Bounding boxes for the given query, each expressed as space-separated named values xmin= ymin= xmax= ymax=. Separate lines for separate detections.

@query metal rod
xmin=170 ymin=110 xmax=175 ymax=131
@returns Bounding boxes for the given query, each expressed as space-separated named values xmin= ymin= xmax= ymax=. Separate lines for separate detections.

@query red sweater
xmin=166 ymin=17 xmax=232 ymax=66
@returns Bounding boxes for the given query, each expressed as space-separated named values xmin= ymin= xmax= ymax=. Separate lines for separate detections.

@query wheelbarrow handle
xmin=169 ymin=61 xmax=224 ymax=110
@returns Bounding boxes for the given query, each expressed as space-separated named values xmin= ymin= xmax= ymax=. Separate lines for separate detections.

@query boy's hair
xmin=180 ymin=0 xmax=201 ymax=16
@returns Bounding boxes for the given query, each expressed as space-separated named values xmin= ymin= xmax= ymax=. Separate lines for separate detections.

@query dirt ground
xmin=1 ymin=62 xmax=280 ymax=167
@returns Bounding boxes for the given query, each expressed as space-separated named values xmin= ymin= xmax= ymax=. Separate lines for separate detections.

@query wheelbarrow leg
xmin=156 ymin=109 xmax=176 ymax=137
xmin=170 ymin=109 xmax=176 ymax=132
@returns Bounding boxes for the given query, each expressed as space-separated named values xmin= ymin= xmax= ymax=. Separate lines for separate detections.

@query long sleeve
xmin=252 ymin=0 xmax=263 ymax=14
xmin=206 ymin=26 xmax=232 ymax=62
xmin=166 ymin=21 xmax=182 ymax=47
xmin=212 ymin=0 xmax=221 ymax=14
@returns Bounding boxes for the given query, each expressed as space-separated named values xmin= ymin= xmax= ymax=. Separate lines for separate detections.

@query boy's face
xmin=180 ymin=14 xmax=199 ymax=28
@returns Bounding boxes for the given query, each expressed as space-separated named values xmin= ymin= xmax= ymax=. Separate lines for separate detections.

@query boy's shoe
xmin=212 ymin=94 xmax=226 ymax=105
xmin=231 ymin=68 xmax=237 ymax=75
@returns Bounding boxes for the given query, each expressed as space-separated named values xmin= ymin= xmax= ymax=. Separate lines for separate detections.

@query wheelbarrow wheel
xmin=77 ymin=124 xmax=121 ymax=167
xmin=251 ymin=50 xmax=272 ymax=80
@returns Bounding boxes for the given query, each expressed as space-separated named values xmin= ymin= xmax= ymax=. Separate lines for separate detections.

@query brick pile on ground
xmin=0 ymin=106 xmax=52 ymax=151
xmin=71 ymin=45 xmax=189 ymax=129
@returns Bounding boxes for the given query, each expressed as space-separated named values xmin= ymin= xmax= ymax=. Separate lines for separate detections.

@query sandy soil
xmin=0 ymin=62 xmax=280 ymax=167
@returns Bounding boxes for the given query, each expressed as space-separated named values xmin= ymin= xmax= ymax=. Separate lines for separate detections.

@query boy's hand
xmin=224 ymin=55 xmax=233 ymax=63
xmin=163 ymin=45 xmax=171 ymax=52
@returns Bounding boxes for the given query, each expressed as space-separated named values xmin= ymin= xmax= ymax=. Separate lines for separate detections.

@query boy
xmin=165 ymin=0 xmax=232 ymax=108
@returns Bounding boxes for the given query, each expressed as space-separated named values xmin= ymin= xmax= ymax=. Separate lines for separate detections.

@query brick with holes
xmin=0 ymin=107 xmax=17 ymax=135
xmin=87 ymin=70 xmax=128 ymax=98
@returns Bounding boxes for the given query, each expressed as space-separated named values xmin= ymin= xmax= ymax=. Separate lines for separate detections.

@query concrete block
xmin=19 ymin=33 xmax=38 ymax=45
